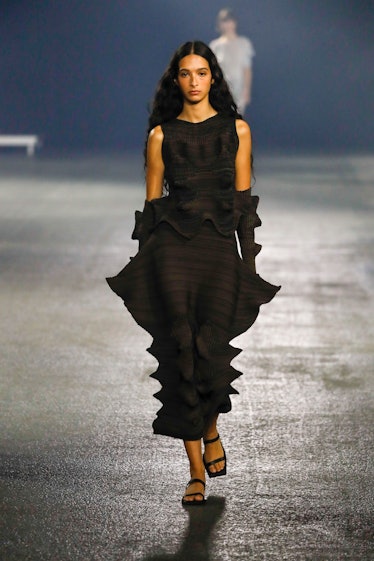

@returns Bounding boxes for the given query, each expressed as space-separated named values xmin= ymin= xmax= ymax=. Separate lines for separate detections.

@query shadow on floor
xmin=141 ymin=496 xmax=225 ymax=561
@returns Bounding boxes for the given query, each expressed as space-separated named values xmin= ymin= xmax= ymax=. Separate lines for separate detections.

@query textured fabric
xmin=235 ymin=191 xmax=262 ymax=273
xmin=132 ymin=200 xmax=154 ymax=249
xmin=106 ymin=113 xmax=280 ymax=440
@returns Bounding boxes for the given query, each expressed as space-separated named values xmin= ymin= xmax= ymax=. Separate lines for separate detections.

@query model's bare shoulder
xmin=235 ymin=118 xmax=252 ymax=191
xmin=148 ymin=125 xmax=164 ymax=145
xmin=235 ymin=119 xmax=251 ymax=139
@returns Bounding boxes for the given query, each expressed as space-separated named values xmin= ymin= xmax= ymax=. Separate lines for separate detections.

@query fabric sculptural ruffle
xmin=234 ymin=190 xmax=262 ymax=274
xmin=132 ymin=188 xmax=262 ymax=273
xmin=106 ymin=113 xmax=280 ymax=440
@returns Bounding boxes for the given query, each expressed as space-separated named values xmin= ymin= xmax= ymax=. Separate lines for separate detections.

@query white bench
xmin=0 ymin=135 xmax=40 ymax=156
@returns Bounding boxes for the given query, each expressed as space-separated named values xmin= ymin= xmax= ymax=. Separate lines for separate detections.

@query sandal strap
xmin=203 ymin=434 xmax=220 ymax=445
xmin=204 ymin=456 xmax=225 ymax=468
xmin=184 ymin=492 xmax=205 ymax=499
xmin=186 ymin=478 xmax=206 ymax=489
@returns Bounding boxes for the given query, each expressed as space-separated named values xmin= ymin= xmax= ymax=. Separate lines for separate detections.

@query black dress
xmin=106 ymin=113 xmax=280 ymax=440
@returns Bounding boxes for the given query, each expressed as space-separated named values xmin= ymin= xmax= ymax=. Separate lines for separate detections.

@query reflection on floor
xmin=1 ymin=152 xmax=373 ymax=561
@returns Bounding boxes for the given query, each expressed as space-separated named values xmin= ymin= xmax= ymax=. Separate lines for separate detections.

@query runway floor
xmin=1 ymin=152 xmax=373 ymax=560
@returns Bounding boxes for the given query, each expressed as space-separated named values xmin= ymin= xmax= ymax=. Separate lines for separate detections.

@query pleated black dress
xmin=107 ymin=113 xmax=280 ymax=440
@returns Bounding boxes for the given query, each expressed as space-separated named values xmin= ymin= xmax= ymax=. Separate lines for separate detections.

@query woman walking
xmin=107 ymin=41 xmax=280 ymax=506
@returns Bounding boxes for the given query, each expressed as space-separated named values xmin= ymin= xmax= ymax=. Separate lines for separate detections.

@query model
xmin=210 ymin=8 xmax=255 ymax=114
xmin=106 ymin=41 xmax=280 ymax=506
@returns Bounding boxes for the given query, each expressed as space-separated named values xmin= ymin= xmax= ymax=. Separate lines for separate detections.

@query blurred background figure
xmin=210 ymin=8 xmax=255 ymax=115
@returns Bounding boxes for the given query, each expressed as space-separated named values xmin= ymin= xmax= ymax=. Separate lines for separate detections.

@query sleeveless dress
xmin=106 ymin=113 xmax=280 ymax=440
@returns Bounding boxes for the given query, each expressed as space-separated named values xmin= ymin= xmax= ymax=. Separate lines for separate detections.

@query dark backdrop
xmin=1 ymin=0 xmax=373 ymax=151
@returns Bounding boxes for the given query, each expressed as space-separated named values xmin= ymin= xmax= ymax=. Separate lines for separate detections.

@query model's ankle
xmin=190 ymin=463 xmax=205 ymax=478
xmin=204 ymin=428 xmax=218 ymax=441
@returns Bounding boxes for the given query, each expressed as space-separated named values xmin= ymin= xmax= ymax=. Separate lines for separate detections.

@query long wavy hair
xmin=144 ymin=40 xmax=254 ymax=182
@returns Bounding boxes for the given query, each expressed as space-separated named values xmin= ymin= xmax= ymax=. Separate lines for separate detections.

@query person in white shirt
xmin=210 ymin=8 xmax=255 ymax=115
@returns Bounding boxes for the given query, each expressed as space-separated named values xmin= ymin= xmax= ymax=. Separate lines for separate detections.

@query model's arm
xmin=146 ymin=125 xmax=165 ymax=201
xmin=241 ymin=67 xmax=252 ymax=107
xmin=235 ymin=119 xmax=252 ymax=191
xmin=235 ymin=119 xmax=258 ymax=273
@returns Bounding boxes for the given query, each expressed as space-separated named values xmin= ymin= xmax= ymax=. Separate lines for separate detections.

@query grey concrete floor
xmin=1 ymin=152 xmax=373 ymax=561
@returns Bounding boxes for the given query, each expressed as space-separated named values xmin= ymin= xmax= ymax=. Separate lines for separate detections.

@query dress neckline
xmin=175 ymin=113 xmax=220 ymax=125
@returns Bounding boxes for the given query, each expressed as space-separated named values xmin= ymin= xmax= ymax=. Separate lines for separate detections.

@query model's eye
xmin=199 ymin=72 xmax=207 ymax=77
xmin=180 ymin=71 xmax=189 ymax=78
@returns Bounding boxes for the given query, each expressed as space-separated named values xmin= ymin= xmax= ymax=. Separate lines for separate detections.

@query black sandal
xmin=203 ymin=434 xmax=227 ymax=478
xmin=181 ymin=478 xmax=206 ymax=506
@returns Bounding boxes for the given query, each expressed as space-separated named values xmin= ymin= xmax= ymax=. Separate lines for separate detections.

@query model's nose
xmin=190 ymin=73 xmax=198 ymax=86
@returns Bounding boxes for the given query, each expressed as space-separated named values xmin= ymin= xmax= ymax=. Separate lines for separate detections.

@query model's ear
xmin=211 ymin=79 xmax=215 ymax=84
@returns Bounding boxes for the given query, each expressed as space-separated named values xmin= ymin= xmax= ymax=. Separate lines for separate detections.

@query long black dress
xmin=106 ymin=113 xmax=280 ymax=440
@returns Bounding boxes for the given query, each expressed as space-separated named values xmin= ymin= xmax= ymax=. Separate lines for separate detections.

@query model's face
xmin=176 ymin=54 xmax=214 ymax=104
xmin=219 ymin=18 xmax=237 ymax=35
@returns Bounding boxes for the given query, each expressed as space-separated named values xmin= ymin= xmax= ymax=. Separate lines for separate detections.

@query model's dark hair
xmin=144 ymin=40 xmax=254 ymax=184
xmin=216 ymin=8 xmax=237 ymax=28
xmin=146 ymin=41 xmax=241 ymax=135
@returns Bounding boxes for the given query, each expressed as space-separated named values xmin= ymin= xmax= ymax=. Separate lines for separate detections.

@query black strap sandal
xmin=203 ymin=434 xmax=227 ymax=478
xmin=181 ymin=478 xmax=206 ymax=506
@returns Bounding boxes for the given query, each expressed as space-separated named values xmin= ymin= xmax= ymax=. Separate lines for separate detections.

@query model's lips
xmin=189 ymin=90 xmax=200 ymax=95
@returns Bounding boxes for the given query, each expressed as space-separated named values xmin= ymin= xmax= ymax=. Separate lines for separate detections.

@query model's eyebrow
xmin=179 ymin=67 xmax=209 ymax=72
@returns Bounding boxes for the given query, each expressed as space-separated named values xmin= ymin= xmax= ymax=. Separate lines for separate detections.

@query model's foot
xmin=203 ymin=433 xmax=226 ymax=475
xmin=182 ymin=469 xmax=206 ymax=504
